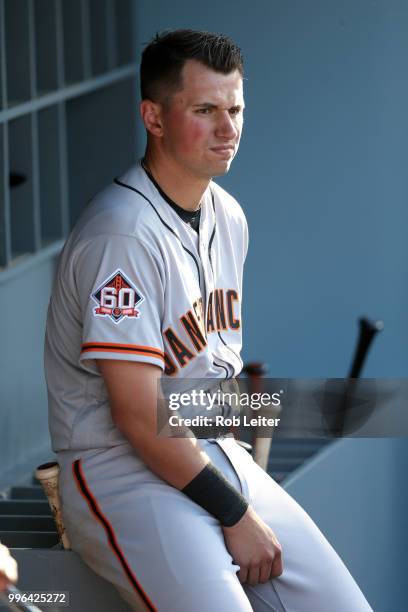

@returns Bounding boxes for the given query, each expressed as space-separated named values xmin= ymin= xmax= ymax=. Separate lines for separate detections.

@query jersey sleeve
xmin=74 ymin=234 xmax=165 ymax=371
xmin=243 ymin=215 xmax=249 ymax=262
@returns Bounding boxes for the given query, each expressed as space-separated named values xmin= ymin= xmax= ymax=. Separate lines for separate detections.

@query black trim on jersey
xmin=216 ymin=332 xmax=242 ymax=375
xmin=208 ymin=190 xmax=217 ymax=255
xmin=213 ymin=360 xmax=229 ymax=379
xmin=72 ymin=460 xmax=156 ymax=611
xmin=142 ymin=162 xmax=201 ymax=233
xmin=114 ymin=178 xmax=201 ymax=286
xmin=208 ymin=190 xmax=243 ymax=376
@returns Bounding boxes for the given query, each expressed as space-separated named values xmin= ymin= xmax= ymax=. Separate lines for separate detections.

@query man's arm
xmin=98 ymin=360 xmax=209 ymax=487
xmin=97 ymin=360 xmax=283 ymax=585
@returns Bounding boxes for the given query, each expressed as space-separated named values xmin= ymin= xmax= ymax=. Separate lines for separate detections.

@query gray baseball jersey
xmin=45 ymin=161 xmax=247 ymax=452
xmin=45 ymin=163 xmax=372 ymax=611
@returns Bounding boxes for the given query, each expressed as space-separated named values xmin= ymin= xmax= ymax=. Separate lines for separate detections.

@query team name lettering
xmin=164 ymin=352 xmax=178 ymax=376
xmin=207 ymin=288 xmax=240 ymax=333
xmin=164 ymin=288 xmax=241 ymax=375
xmin=181 ymin=310 xmax=207 ymax=352
xmin=164 ymin=328 xmax=194 ymax=368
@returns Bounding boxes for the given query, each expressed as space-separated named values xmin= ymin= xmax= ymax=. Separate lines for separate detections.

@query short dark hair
xmin=140 ymin=29 xmax=244 ymax=102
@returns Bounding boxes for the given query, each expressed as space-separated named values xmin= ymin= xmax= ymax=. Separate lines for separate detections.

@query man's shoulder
xmin=210 ymin=180 xmax=247 ymax=226
xmin=72 ymin=164 xmax=162 ymax=242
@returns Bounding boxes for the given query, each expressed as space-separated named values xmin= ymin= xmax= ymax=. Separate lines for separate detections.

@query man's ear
xmin=140 ymin=100 xmax=164 ymax=137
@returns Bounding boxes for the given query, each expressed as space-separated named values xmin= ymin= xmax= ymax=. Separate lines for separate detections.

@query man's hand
xmin=0 ymin=543 xmax=18 ymax=591
xmin=222 ymin=506 xmax=283 ymax=586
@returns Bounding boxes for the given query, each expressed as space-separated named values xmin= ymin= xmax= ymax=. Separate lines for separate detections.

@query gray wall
xmin=134 ymin=0 xmax=408 ymax=377
xmin=0 ymin=249 xmax=59 ymax=490
xmin=0 ymin=2 xmax=138 ymax=489
xmin=285 ymin=438 xmax=408 ymax=612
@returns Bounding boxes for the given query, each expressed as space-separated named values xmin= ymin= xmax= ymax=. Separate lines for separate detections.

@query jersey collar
xmin=116 ymin=161 xmax=216 ymax=245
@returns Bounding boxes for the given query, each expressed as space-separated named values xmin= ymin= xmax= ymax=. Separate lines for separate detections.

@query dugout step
xmin=0 ymin=500 xmax=52 ymax=516
xmin=10 ymin=486 xmax=46 ymax=500
xmin=266 ymin=439 xmax=331 ymax=482
xmin=0 ymin=530 xmax=58 ymax=548
xmin=0 ymin=515 xmax=56 ymax=531
xmin=269 ymin=439 xmax=329 ymax=456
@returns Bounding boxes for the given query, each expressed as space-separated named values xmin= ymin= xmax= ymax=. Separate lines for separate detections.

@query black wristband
xmin=181 ymin=463 xmax=249 ymax=527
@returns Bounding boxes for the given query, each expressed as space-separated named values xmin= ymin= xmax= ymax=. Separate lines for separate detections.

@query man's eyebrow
xmin=192 ymin=102 xmax=244 ymax=109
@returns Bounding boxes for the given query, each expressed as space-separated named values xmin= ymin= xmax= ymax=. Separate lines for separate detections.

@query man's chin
xmin=209 ymin=160 xmax=233 ymax=178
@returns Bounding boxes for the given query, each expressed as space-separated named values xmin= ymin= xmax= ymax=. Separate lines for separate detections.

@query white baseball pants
xmin=58 ymin=438 xmax=373 ymax=611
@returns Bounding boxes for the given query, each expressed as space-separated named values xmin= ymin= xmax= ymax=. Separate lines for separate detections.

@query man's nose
xmin=215 ymin=111 xmax=238 ymax=138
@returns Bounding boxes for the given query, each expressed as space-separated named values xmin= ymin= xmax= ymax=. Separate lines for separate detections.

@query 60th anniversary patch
xmin=91 ymin=269 xmax=144 ymax=323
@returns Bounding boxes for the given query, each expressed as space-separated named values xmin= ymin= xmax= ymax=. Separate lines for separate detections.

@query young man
xmin=44 ymin=30 xmax=372 ymax=611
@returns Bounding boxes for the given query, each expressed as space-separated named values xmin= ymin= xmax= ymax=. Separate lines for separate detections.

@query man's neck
xmin=143 ymin=151 xmax=209 ymax=212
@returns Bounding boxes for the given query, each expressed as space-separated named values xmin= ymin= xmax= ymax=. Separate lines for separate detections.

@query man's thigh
xmin=218 ymin=438 xmax=373 ymax=612
xmin=58 ymin=443 xmax=255 ymax=611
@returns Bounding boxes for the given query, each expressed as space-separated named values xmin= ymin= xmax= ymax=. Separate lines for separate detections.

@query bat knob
xmin=34 ymin=461 xmax=60 ymax=482
xmin=359 ymin=317 xmax=384 ymax=335
xmin=241 ymin=362 xmax=269 ymax=378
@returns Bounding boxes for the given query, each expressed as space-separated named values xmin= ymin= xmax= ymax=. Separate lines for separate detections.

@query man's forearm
xmin=99 ymin=359 xmax=248 ymax=527
xmin=116 ymin=400 xmax=249 ymax=528
xmin=99 ymin=359 xmax=209 ymax=489
xmin=117 ymin=410 xmax=210 ymax=490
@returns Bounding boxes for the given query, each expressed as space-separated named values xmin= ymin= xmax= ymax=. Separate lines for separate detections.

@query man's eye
xmin=229 ymin=108 xmax=241 ymax=116
xmin=197 ymin=108 xmax=212 ymax=114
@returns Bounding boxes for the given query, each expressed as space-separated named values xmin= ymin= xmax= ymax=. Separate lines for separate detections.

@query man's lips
xmin=210 ymin=145 xmax=235 ymax=151
xmin=210 ymin=145 xmax=235 ymax=156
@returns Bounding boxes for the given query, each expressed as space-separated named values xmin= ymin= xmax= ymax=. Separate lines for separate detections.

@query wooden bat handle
xmin=241 ymin=362 xmax=276 ymax=470
xmin=34 ymin=462 xmax=71 ymax=550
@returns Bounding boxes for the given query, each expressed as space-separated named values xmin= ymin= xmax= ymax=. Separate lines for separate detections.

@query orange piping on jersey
xmin=81 ymin=342 xmax=165 ymax=363
xmin=82 ymin=348 xmax=163 ymax=361
xmin=72 ymin=459 xmax=157 ymax=611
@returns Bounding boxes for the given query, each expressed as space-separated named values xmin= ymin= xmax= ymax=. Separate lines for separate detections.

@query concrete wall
xmin=0 ymin=249 xmax=60 ymax=490
xmin=285 ymin=438 xmax=408 ymax=612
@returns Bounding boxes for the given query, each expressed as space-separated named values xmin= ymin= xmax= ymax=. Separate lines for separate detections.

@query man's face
xmin=159 ymin=59 xmax=244 ymax=179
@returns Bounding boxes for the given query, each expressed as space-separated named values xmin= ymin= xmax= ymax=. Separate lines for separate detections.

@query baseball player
xmin=44 ymin=30 xmax=373 ymax=611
